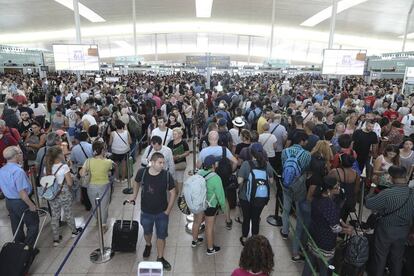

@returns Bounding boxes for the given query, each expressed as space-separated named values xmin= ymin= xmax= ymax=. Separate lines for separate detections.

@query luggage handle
xmin=12 ymin=209 xmax=49 ymax=249
xmin=121 ymin=200 xmax=136 ymax=230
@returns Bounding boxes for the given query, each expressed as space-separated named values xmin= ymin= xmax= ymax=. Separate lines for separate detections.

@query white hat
xmin=232 ymin=117 xmax=245 ymax=128
xmin=218 ymin=102 xmax=226 ymax=109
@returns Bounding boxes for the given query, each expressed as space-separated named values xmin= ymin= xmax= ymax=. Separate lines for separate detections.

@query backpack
xmin=183 ymin=172 xmax=216 ymax=214
xmin=127 ymin=115 xmax=142 ymax=142
xmin=250 ymin=110 xmax=261 ymax=131
xmin=38 ymin=164 xmax=65 ymax=200
xmin=344 ymin=235 xmax=369 ymax=267
xmin=245 ymin=161 xmax=270 ymax=207
xmin=215 ymin=147 xmax=234 ymax=189
xmin=282 ymin=149 xmax=305 ymax=188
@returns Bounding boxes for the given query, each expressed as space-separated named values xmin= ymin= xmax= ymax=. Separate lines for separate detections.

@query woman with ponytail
xmin=237 ymin=143 xmax=274 ymax=246
xmin=44 ymin=146 xmax=81 ymax=246
xmin=80 ymin=140 xmax=114 ymax=232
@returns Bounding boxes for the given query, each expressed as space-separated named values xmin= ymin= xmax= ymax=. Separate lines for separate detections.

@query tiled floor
xmin=0 ymin=150 xmax=304 ymax=276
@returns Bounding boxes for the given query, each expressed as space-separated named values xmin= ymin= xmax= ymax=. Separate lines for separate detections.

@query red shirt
xmin=332 ymin=148 xmax=358 ymax=169
xmin=0 ymin=129 xmax=19 ymax=167
xmin=231 ymin=268 xmax=269 ymax=276
xmin=364 ymin=95 xmax=376 ymax=107
xmin=383 ymin=109 xmax=399 ymax=121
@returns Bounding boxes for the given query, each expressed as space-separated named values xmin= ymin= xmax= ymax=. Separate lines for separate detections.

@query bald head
xmin=208 ymin=131 xmax=219 ymax=145
xmin=3 ymin=146 xmax=21 ymax=161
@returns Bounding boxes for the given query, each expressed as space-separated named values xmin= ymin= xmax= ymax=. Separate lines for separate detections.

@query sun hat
xmin=232 ymin=117 xmax=246 ymax=128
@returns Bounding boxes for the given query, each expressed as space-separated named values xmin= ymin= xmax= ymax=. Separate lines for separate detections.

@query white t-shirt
xmin=66 ymin=109 xmax=78 ymax=128
xmin=229 ymin=128 xmax=242 ymax=146
xmin=401 ymin=114 xmax=414 ymax=136
xmin=43 ymin=163 xmax=70 ymax=185
xmin=258 ymin=133 xmax=277 ymax=158
xmin=151 ymin=127 xmax=173 ymax=146
xmin=82 ymin=114 xmax=97 ymax=127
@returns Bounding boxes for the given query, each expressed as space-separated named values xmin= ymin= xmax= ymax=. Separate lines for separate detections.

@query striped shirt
xmin=366 ymin=186 xmax=414 ymax=227
xmin=281 ymin=144 xmax=311 ymax=172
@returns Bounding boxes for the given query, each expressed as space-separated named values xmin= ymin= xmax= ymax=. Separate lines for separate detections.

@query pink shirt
xmin=231 ymin=268 xmax=269 ymax=276
xmin=152 ymin=95 xmax=162 ymax=109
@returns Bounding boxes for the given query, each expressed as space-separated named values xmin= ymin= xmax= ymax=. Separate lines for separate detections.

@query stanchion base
xmin=185 ymin=222 xmax=205 ymax=234
xmin=186 ymin=214 xmax=194 ymax=222
xmin=122 ymin=188 xmax=133 ymax=194
xmin=90 ymin=247 xmax=114 ymax=264
xmin=266 ymin=215 xmax=282 ymax=227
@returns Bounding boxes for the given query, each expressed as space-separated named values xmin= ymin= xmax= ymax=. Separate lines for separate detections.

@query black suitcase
xmin=111 ymin=200 xmax=139 ymax=252
xmin=0 ymin=209 xmax=48 ymax=276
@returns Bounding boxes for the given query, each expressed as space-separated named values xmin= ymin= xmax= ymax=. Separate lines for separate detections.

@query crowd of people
xmin=0 ymin=71 xmax=413 ymax=275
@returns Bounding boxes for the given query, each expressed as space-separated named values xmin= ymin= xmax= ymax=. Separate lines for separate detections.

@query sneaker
xmin=191 ymin=237 xmax=204 ymax=248
xmin=71 ymin=227 xmax=83 ymax=238
xmin=291 ymin=255 xmax=305 ymax=263
xmin=143 ymin=244 xmax=152 ymax=258
xmin=280 ymin=229 xmax=288 ymax=240
xmin=206 ymin=245 xmax=221 ymax=256
xmin=53 ymin=240 xmax=60 ymax=247
xmin=225 ymin=219 xmax=233 ymax=230
xmin=0 ymin=192 xmax=4 ymax=200
xmin=239 ymin=237 xmax=246 ymax=246
xmin=156 ymin=257 xmax=171 ymax=271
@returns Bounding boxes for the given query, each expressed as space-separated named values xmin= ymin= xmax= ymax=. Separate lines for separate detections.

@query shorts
xmin=111 ymin=153 xmax=128 ymax=162
xmin=140 ymin=211 xmax=169 ymax=240
xmin=204 ymin=206 xmax=218 ymax=217
xmin=175 ymin=170 xmax=184 ymax=183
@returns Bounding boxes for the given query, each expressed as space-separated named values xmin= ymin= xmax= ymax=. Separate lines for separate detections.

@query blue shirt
xmin=199 ymin=145 xmax=234 ymax=163
xmin=248 ymin=107 xmax=262 ymax=123
xmin=0 ymin=163 xmax=32 ymax=199
xmin=70 ymin=142 xmax=93 ymax=167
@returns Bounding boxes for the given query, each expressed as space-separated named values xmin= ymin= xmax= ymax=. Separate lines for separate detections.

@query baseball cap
xmin=203 ymin=155 xmax=217 ymax=168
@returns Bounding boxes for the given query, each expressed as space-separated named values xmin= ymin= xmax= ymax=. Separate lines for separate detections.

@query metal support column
xmin=73 ymin=0 xmax=82 ymax=83
xmin=268 ymin=0 xmax=276 ymax=60
xmin=132 ymin=0 xmax=137 ymax=58
xmin=328 ymin=0 xmax=338 ymax=49
xmin=402 ymin=0 xmax=414 ymax=52
xmin=247 ymin=35 xmax=252 ymax=65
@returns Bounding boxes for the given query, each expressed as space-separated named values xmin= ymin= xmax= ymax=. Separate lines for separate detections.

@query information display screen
xmin=322 ymin=49 xmax=366 ymax=75
xmin=53 ymin=44 xmax=100 ymax=71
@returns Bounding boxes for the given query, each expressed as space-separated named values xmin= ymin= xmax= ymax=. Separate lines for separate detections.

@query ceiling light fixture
xmin=196 ymin=0 xmax=214 ymax=18
xmin=54 ymin=0 xmax=105 ymax=23
xmin=300 ymin=0 xmax=368 ymax=27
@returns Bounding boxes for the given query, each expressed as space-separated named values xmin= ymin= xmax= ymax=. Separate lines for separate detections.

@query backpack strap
xmin=221 ymin=146 xmax=226 ymax=160
xmin=115 ymin=131 xmax=128 ymax=146
xmin=163 ymin=128 xmax=169 ymax=145
xmin=79 ymin=143 xmax=89 ymax=159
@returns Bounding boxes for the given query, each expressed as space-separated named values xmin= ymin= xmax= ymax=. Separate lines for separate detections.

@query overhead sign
xmin=322 ymin=49 xmax=366 ymax=75
xmin=186 ymin=55 xmax=230 ymax=68
xmin=53 ymin=44 xmax=100 ymax=71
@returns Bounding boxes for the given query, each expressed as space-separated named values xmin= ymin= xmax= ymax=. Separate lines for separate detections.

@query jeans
xmin=302 ymin=252 xmax=333 ymax=276
xmin=5 ymin=198 xmax=39 ymax=248
xmin=87 ymin=183 xmax=111 ymax=225
xmin=281 ymin=188 xmax=306 ymax=256
xmin=240 ymin=199 xmax=264 ymax=237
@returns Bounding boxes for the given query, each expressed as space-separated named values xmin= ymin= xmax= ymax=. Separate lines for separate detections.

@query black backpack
xmin=250 ymin=110 xmax=261 ymax=131
xmin=215 ymin=147 xmax=233 ymax=189
xmin=218 ymin=131 xmax=231 ymax=148
xmin=344 ymin=234 xmax=369 ymax=267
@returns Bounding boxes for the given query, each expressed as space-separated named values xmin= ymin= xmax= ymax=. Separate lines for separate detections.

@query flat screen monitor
xmin=322 ymin=49 xmax=366 ymax=75
xmin=53 ymin=44 xmax=100 ymax=71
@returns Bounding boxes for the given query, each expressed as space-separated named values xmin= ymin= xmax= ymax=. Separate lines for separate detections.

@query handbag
xmin=177 ymin=195 xmax=191 ymax=215
xmin=366 ymin=188 xmax=413 ymax=229
xmin=81 ymin=159 xmax=92 ymax=188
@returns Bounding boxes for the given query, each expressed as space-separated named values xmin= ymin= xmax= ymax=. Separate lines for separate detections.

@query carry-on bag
xmin=0 ymin=209 xmax=48 ymax=276
xmin=111 ymin=200 xmax=138 ymax=252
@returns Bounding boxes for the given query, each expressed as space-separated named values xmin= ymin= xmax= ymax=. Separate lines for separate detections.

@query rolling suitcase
xmin=112 ymin=200 xmax=138 ymax=252
xmin=0 ymin=209 xmax=48 ymax=276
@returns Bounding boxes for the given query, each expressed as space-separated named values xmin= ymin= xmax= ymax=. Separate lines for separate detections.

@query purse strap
xmin=382 ymin=188 xmax=413 ymax=218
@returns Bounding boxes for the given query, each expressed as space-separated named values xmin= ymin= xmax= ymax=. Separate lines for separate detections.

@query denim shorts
xmin=140 ymin=211 xmax=169 ymax=240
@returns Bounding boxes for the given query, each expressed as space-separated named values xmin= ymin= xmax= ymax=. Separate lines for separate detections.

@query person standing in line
xmin=0 ymin=146 xmax=39 ymax=249
xmin=191 ymin=155 xmax=227 ymax=255
xmin=109 ymin=119 xmax=131 ymax=183
xmin=151 ymin=117 xmax=173 ymax=146
xmin=44 ymin=146 xmax=82 ymax=246
xmin=129 ymin=152 xmax=176 ymax=271
xmin=365 ymin=166 xmax=414 ymax=276
xmin=167 ymin=128 xmax=189 ymax=196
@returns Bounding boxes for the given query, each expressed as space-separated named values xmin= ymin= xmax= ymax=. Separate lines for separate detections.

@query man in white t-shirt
xmin=151 ymin=117 xmax=173 ymax=146
xmin=81 ymin=107 xmax=97 ymax=131
xmin=401 ymin=107 xmax=414 ymax=137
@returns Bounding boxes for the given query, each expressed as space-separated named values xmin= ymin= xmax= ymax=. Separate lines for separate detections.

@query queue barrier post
xmin=29 ymin=166 xmax=49 ymax=216
xmin=90 ymin=197 xmax=114 ymax=264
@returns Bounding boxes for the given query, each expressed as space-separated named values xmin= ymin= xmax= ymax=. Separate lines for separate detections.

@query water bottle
xmin=202 ymin=140 xmax=207 ymax=149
